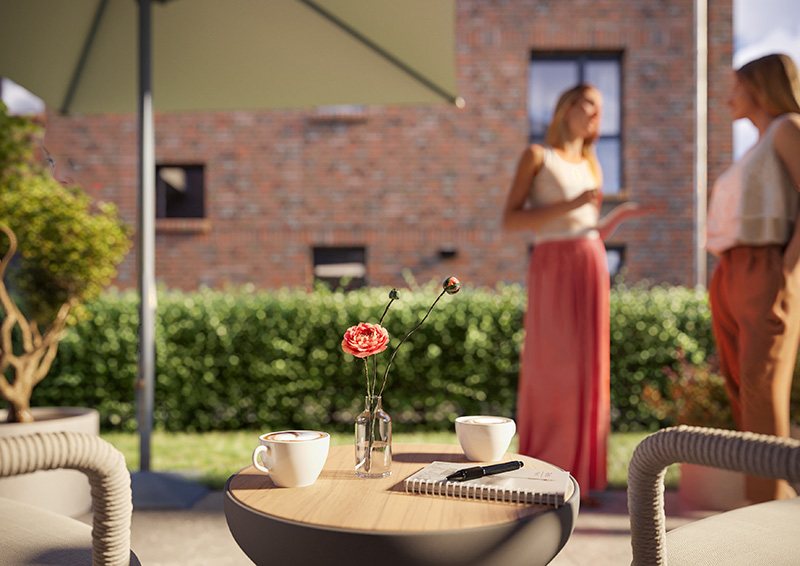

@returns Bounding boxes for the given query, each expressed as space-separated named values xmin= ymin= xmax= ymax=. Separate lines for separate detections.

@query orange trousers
xmin=709 ymin=245 xmax=800 ymax=502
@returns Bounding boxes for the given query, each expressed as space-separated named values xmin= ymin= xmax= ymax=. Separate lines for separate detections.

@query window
xmin=605 ymin=244 xmax=625 ymax=279
xmin=156 ymin=165 xmax=205 ymax=218
xmin=313 ymin=247 xmax=366 ymax=290
xmin=528 ymin=54 xmax=622 ymax=194
xmin=310 ymin=105 xmax=367 ymax=124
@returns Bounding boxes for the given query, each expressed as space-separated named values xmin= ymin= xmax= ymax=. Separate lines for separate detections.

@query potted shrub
xmin=646 ymin=349 xmax=745 ymax=510
xmin=660 ymin=349 xmax=735 ymax=430
xmin=0 ymin=102 xmax=131 ymax=514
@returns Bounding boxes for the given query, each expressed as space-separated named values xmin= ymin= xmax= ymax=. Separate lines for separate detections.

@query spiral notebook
xmin=403 ymin=461 xmax=570 ymax=507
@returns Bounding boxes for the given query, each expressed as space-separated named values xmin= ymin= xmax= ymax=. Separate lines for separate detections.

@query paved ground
xmin=78 ymin=489 xmax=251 ymax=566
xmin=549 ymin=489 xmax=715 ymax=566
xmin=77 ymin=487 xmax=719 ymax=566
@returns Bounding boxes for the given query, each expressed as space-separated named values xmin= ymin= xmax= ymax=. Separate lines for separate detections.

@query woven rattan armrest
xmin=627 ymin=425 xmax=800 ymax=566
xmin=0 ymin=431 xmax=134 ymax=566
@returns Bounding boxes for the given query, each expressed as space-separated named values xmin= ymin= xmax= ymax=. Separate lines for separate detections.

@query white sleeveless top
xmin=707 ymin=113 xmax=799 ymax=255
xmin=526 ymin=146 xmax=600 ymax=243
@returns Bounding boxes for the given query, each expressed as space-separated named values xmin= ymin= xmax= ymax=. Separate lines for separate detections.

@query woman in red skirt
xmin=503 ymin=84 xmax=644 ymax=505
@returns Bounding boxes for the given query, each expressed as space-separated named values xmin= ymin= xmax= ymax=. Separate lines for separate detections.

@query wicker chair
xmin=628 ymin=425 xmax=800 ymax=565
xmin=0 ymin=431 xmax=141 ymax=566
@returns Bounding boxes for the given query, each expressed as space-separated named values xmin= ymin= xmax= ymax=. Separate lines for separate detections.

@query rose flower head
xmin=342 ymin=276 xmax=460 ymax=400
xmin=342 ymin=322 xmax=390 ymax=359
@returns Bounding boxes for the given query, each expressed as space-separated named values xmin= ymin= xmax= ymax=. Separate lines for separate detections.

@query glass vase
xmin=355 ymin=395 xmax=392 ymax=478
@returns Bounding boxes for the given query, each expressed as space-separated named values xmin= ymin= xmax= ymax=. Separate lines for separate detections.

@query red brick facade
xmin=42 ymin=0 xmax=733 ymax=292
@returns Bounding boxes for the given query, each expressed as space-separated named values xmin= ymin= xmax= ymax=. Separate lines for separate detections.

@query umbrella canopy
xmin=1 ymin=0 xmax=461 ymax=113
xmin=0 ymin=0 xmax=461 ymax=483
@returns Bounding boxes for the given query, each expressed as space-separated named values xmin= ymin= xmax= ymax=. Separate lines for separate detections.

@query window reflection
xmin=585 ymin=61 xmax=620 ymax=135
xmin=156 ymin=164 xmax=205 ymax=218
xmin=605 ymin=245 xmax=625 ymax=278
xmin=527 ymin=62 xmax=578 ymax=137
xmin=596 ymin=138 xmax=621 ymax=194
xmin=528 ymin=54 xmax=622 ymax=194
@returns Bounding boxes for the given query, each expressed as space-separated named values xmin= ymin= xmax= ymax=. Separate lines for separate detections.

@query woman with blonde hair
xmin=502 ymin=83 xmax=645 ymax=504
xmin=707 ymin=53 xmax=800 ymax=503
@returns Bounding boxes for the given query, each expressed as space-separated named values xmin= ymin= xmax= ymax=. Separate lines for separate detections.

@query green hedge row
xmin=608 ymin=283 xmax=716 ymax=431
xmin=28 ymin=281 xmax=722 ymax=433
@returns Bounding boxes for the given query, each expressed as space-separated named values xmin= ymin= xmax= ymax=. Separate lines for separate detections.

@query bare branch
xmin=33 ymin=342 xmax=59 ymax=386
xmin=0 ymin=371 xmax=12 ymax=399
xmin=0 ymin=224 xmax=34 ymax=351
xmin=0 ymin=223 xmax=17 ymax=281
xmin=0 ymin=223 xmax=74 ymax=418
xmin=31 ymin=303 xmax=71 ymax=385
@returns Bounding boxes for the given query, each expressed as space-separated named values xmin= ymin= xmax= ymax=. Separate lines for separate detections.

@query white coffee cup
xmin=455 ymin=416 xmax=516 ymax=462
xmin=251 ymin=430 xmax=330 ymax=487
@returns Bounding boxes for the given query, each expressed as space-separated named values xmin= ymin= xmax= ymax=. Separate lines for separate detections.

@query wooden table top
xmin=227 ymin=443 xmax=576 ymax=533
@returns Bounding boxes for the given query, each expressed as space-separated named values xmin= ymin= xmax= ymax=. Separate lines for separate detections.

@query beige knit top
xmin=707 ymin=113 xmax=799 ymax=255
xmin=526 ymin=146 xmax=600 ymax=243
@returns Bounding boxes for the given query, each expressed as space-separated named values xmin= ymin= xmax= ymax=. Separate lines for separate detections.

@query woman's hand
xmin=503 ymin=145 xmax=594 ymax=231
xmin=784 ymin=229 xmax=800 ymax=272
xmin=783 ymin=202 xmax=800 ymax=272
xmin=773 ymin=116 xmax=800 ymax=271
xmin=571 ymin=188 xmax=600 ymax=208
xmin=609 ymin=201 xmax=651 ymax=218
xmin=597 ymin=201 xmax=654 ymax=240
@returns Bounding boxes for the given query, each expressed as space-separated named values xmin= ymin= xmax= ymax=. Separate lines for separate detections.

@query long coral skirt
xmin=516 ymin=237 xmax=610 ymax=492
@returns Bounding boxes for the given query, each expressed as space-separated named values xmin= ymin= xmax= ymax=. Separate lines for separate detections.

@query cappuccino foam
xmin=459 ymin=416 xmax=512 ymax=425
xmin=262 ymin=431 xmax=327 ymax=442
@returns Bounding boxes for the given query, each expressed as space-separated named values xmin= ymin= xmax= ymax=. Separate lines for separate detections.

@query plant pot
xmin=678 ymin=462 xmax=748 ymax=511
xmin=0 ymin=407 xmax=100 ymax=517
xmin=679 ymin=426 xmax=800 ymax=511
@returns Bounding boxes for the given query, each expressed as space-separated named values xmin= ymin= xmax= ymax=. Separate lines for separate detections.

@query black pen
xmin=445 ymin=460 xmax=524 ymax=481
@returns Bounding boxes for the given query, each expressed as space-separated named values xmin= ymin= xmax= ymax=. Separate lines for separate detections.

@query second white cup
xmin=455 ymin=416 xmax=516 ymax=462
xmin=251 ymin=430 xmax=330 ymax=487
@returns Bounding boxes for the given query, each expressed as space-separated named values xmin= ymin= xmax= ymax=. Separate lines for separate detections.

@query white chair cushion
xmin=0 ymin=497 xmax=141 ymax=566
xmin=667 ymin=497 xmax=800 ymax=565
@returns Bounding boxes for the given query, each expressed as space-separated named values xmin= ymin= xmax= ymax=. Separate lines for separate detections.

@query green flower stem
xmin=371 ymin=356 xmax=377 ymax=398
xmin=363 ymin=358 xmax=371 ymax=398
xmin=362 ymin=291 xmax=399 ymax=473
xmin=378 ymin=296 xmax=396 ymax=326
xmin=371 ymin=295 xmax=396 ymax=396
xmin=367 ymin=395 xmax=377 ymax=473
xmin=376 ymin=288 xmax=447 ymax=397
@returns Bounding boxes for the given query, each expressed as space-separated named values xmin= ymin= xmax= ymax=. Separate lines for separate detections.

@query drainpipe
xmin=694 ymin=0 xmax=708 ymax=288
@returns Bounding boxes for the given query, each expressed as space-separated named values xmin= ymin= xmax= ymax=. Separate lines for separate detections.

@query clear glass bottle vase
xmin=355 ymin=395 xmax=392 ymax=478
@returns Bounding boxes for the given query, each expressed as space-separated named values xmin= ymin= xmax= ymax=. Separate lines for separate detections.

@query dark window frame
xmin=156 ymin=164 xmax=205 ymax=219
xmin=312 ymin=246 xmax=367 ymax=291
xmin=605 ymin=244 xmax=626 ymax=279
xmin=528 ymin=52 xmax=624 ymax=196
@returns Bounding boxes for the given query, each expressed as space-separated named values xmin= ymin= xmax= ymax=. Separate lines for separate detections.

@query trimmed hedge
xmin=28 ymin=282 xmax=729 ymax=433
xmin=608 ymin=283 xmax=716 ymax=431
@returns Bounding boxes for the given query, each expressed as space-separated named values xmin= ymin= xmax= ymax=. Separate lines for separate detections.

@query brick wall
xmin=42 ymin=0 xmax=733 ymax=292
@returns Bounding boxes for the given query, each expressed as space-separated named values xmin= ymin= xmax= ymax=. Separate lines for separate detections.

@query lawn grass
xmin=102 ymin=430 xmax=680 ymax=491
xmin=608 ymin=431 xmax=681 ymax=490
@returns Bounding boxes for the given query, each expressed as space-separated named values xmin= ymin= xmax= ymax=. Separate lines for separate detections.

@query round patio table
xmin=224 ymin=442 xmax=579 ymax=566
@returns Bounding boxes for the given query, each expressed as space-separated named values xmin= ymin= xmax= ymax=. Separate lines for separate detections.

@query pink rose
xmin=342 ymin=322 xmax=390 ymax=358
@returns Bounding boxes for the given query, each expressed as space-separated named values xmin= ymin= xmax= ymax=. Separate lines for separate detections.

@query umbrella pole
xmin=130 ymin=0 xmax=208 ymax=510
xmin=136 ymin=0 xmax=156 ymax=474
